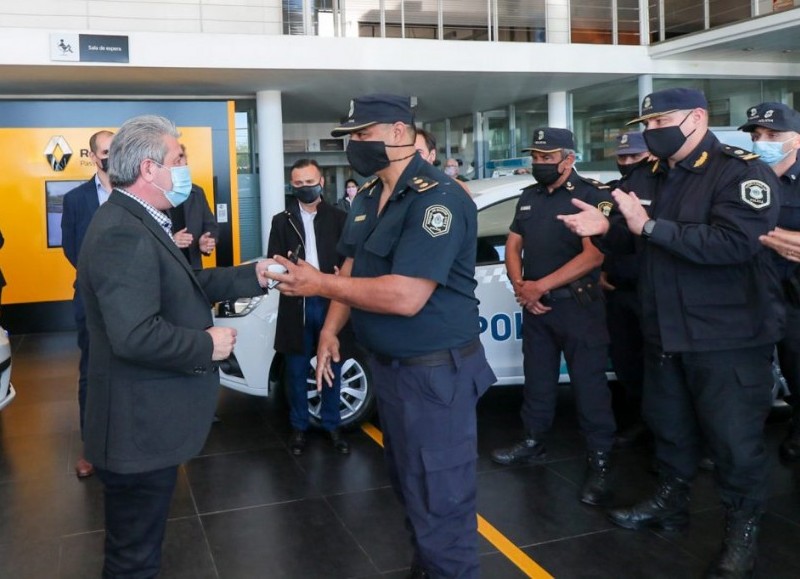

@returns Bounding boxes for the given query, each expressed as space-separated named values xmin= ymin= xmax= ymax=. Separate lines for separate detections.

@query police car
xmin=214 ymin=174 xmax=607 ymax=427
xmin=0 ymin=326 xmax=15 ymax=412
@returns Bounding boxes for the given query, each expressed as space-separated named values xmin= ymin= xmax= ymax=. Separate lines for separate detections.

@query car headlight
xmin=216 ymin=295 xmax=264 ymax=317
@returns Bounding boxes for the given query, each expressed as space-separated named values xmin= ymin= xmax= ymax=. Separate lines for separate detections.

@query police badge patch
xmin=740 ymin=180 xmax=771 ymax=210
xmin=422 ymin=205 xmax=452 ymax=237
xmin=597 ymin=201 xmax=613 ymax=217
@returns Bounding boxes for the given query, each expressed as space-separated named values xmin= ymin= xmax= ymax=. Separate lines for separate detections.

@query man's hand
xmin=316 ymin=330 xmax=341 ymax=391
xmin=557 ymin=199 xmax=610 ymax=237
xmin=206 ymin=326 xmax=237 ymax=361
xmin=599 ymin=271 xmax=616 ymax=292
xmin=173 ymin=227 xmax=193 ymax=249
xmin=264 ymin=254 xmax=324 ymax=297
xmin=254 ymin=258 xmax=278 ymax=288
xmin=199 ymin=232 xmax=216 ymax=254
xmin=760 ymin=227 xmax=800 ymax=263
xmin=514 ymin=279 xmax=546 ymax=309
xmin=611 ymin=189 xmax=650 ymax=235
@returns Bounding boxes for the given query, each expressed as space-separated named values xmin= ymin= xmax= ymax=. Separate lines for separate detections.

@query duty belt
xmin=544 ymin=287 xmax=573 ymax=300
xmin=370 ymin=338 xmax=481 ymax=367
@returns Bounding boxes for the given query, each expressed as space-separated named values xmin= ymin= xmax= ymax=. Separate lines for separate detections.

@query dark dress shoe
xmin=329 ymin=429 xmax=350 ymax=455
xmin=491 ymin=436 xmax=546 ymax=465
xmin=75 ymin=457 xmax=95 ymax=479
xmin=289 ymin=430 xmax=307 ymax=455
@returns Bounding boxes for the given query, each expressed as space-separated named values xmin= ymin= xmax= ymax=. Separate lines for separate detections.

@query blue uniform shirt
xmin=510 ymin=171 xmax=613 ymax=282
xmin=337 ymin=154 xmax=480 ymax=358
xmin=774 ymin=156 xmax=800 ymax=282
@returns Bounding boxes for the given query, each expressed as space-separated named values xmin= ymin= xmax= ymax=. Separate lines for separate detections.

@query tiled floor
xmin=2 ymin=331 xmax=800 ymax=578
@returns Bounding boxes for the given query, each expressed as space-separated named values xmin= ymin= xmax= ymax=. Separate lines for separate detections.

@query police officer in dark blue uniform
xmin=740 ymin=102 xmax=800 ymax=461
xmin=490 ymin=128 xmax=618 ymax=507
xmin=604 ymin=132 xmax=652 ymax=446
xmin=266 ymin=94 xmax=496 ymax=579
xmin=559 ymin=88 xmax=784 ymax=579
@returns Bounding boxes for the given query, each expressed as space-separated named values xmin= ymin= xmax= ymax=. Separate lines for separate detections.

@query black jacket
xmin=168 ymin=184 xmax=219 ymax=271
xmin=267 ymin=198 xmax=352 ymax=355
xmin=601 ymin=131 xmax=784 ymax=352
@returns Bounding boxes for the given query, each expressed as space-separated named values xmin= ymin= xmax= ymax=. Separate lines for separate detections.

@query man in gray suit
xmin=78 ymin=115 xmax=272 ymax=578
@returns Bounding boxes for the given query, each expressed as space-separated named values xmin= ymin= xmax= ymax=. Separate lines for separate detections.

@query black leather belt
xmin=370 ymin=338 xmax=481 ymax=367
xmin=544 ymin=287 xmax=573 ymax=300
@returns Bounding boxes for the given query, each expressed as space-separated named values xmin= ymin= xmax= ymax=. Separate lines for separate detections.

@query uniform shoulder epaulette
xmin=580 ymin=176 xmax=611 ymax=190
xmin=407 ymin=175 xmax=438 ymax=193
xmin=358 ymin=176 xmax=379 ymax=193
xmin=722 ymin=145 xmax=760 ymax=162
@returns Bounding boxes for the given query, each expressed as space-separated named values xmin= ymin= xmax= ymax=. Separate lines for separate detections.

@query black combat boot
xmin=491 ymin=434 xmax=546 ymax=465
xmin=705 ymin=508 xmax=761 ymax=579
xmin=607 ymin=475 xmax=690 ymax=531
xmin=779 ymin=415 xmax=800 ymax=462
xmin=580 ymin=450 xmax=614 ymax=506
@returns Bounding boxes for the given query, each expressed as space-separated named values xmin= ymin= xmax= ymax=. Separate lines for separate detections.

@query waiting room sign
xmin=50 ymin=34 xmax=129 ymax=63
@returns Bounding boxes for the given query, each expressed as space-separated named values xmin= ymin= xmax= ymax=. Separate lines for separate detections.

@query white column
xmin=546 ymin=0 xmax=571 ymax=44
xmin=256 ymin=90 xmax=285 ymax=255
xmin=638 ymin=75 xmax=653 ymax=109
xmin=548 ymin=91 xmax=569 ymax=128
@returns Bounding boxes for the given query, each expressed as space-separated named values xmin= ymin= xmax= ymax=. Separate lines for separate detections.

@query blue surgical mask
xmin=152 ymin=161 xmax=193 ymax=207
xmin=752 ymin=138 xmax=794 ymax=167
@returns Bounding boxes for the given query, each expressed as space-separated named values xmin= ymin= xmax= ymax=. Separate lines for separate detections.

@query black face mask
xmin=99 ymin=157 xmax=109 ymax=173
xmin=346 ymin=140 xmax=391 ymax=177
xmin=617 ymin=157 xmax=649 ymax=178
xmin=531 ymin=162 xmax=563 ymax=186
xmin=643 ymin=112 xmax=695 ymax=159
xmin=291 ymin=183 xmax=323 ymax=204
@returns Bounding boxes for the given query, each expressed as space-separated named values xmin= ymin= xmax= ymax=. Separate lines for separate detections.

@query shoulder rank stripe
xmin=408 ymin=176 xmax=438 ymax=193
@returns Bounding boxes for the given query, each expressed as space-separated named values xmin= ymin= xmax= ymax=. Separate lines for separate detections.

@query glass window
xmin=571 ymin=78 xmax=640 ymax=171
xmin=663 ymin=0 xmax=705 ymax=39
xmin=709 ymin=0 xmax=751 ymax=27
xmin=618 ymin=0 xmax=640 ymax=45
xmin=442 ymin=0 xmax=489 ymax=41
xmin=571 ymin=0 xmax=613 ymax=44
xmin=497 ymin=0 xmax=546 ymax=42
xmin=477 ymin=197 xmax=519 ymax=265
xmin=449 ymin=115 xmax=476 ymax=180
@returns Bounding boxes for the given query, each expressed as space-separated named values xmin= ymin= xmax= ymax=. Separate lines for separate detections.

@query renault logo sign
xmin=44 ymin=135 xmax=73 ymax=171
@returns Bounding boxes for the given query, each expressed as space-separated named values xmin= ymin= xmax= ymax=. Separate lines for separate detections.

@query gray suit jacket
xmin=78 ymin=190 xmax=263 ymax=473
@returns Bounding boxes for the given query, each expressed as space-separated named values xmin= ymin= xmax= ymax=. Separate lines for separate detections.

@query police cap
xmin=627 ymin=88 xmax=708 ymax=125
xmin=738 ymin=102 xmax=800 ymax=133
xmin=522 ymin=127 xmax=575 ymax=153
xmin=331 ymin=94 xmax=414 ymax=137
xmin=615 ymin=132 xmax=648 ymax=155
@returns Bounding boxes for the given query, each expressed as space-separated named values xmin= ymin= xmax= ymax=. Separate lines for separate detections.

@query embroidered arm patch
xmin=422 ymin=205 xmax=452 ymax=237
xmin=740 ymin=180 xmax=771 ymax=210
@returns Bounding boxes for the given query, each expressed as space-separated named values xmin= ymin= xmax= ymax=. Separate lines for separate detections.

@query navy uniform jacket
xmin=604 ymin=131 xmax=784 ymax=352
xmin=511 ymin=171 xmax=614 ymax=283
xmin=773 ymin=156 xmax=800 ymax=283
xmin=78 ymin=190 xmax=264 ymax=473
xmin=267 ymin=197 xmax=352 ymax=356
xmin=61 ymin=177 xmax=101 ymax=269
xmin=337 ymin=154 xmax=479 ymax=358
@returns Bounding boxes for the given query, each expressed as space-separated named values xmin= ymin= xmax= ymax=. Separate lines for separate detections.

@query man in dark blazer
xmin=61 ymin=129 xmax=114 ymax=479
xmin=267 ymin=158 xmax=350 ymax=455
xmin=78 ymin=115 xmax=272 ymax=578
xmin=169 ymin=145 xmax=219 ymax=271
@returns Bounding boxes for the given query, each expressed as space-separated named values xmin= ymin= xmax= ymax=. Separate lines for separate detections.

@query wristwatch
xmin=641 ymin=219 xmax=656 ymax=239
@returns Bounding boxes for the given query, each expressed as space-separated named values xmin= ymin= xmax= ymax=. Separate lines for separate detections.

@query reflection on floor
xmin=2 ymin=332 xmax=800 ymax=578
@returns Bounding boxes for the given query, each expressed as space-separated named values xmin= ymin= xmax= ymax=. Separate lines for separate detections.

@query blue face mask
xmin=152 ymin=161 xmax=193 ymax=207
xmin=752 ymin=138 xmax=794 ymax=167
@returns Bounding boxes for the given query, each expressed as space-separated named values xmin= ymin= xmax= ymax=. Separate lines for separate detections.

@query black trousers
xmin=96 ymin=465 xmax=178 ymax=579
xmin=605 ymin=288 xmax=645 ymax=426
xmin=369 ymin=344 xmax=495 ymax=579
xmin=777 ymin=303 xmax=800 ymax=413
xmin=643 ymin=344 xmax=773 ymax=510
xmin=521 ymin=299 xmax=615 ymax=451
xmin=73 ymin=291 xmax=90 ymax=436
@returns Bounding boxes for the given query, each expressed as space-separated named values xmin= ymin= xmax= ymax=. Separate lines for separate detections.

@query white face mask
xmin=444 ymin=166 xmax=457 ymax=177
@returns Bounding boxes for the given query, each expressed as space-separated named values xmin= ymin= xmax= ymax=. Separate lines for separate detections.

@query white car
xmin=214 ymin=174 xmax=605 ymax=427
xmin=0 ymin=326 xmax=15 ymax=411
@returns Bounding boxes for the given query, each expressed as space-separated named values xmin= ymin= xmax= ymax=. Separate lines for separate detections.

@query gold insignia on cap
xmin=643 ymin=96 xmax=651 ymax=110
xmin=693 ymin=152 xmax=708 ymax=168
xmin=537 ymin=130 xmax=545 ymax=141
xmin=749 ymin=107 xmax=757 ymax=117
xmin=765 ymin=110 xmax=774 ymax=119
xmin=347 ymin=99 xmax=355 ymax=119
xmin=621 ymin=134 xmax=628 ymax=144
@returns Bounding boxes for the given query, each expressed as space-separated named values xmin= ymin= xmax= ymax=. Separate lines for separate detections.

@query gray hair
xmin=108 ymin=115 xmax=180 ymax=188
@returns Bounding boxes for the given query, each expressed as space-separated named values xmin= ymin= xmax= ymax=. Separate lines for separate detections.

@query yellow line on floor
xmin=360 ymin=422 xmax=553 ymax=579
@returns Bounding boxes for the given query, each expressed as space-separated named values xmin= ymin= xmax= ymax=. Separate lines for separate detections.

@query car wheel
xmin=301 ymin=352 xmax=376 ymax=431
